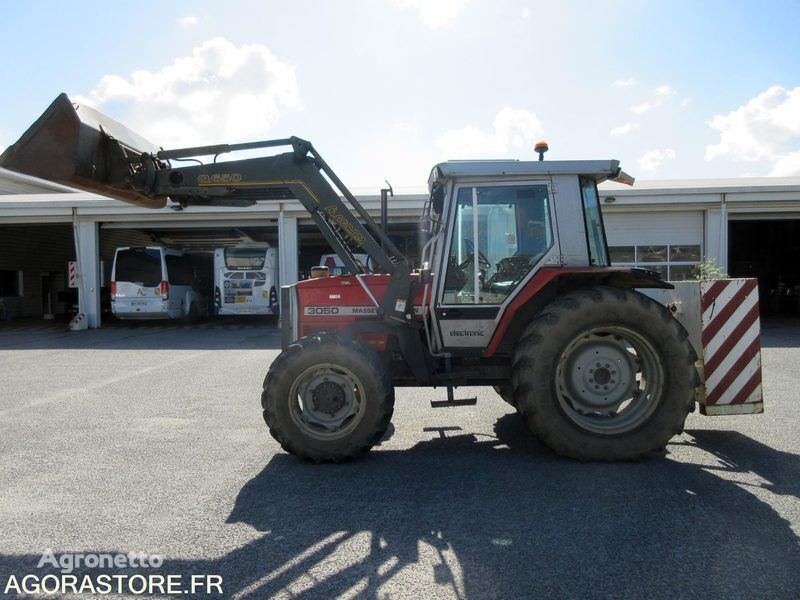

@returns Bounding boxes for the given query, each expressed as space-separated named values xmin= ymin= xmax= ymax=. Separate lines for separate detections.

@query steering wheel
xmin=463 ymin=238 xmax=490 ymax=268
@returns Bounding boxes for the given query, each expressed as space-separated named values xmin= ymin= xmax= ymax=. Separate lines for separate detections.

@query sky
xmin=1 ymin=0 xmax=799 ymax=191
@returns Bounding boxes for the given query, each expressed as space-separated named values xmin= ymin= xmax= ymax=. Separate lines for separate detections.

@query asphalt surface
xmin=0 ymin=317 xmax=799 ymax=599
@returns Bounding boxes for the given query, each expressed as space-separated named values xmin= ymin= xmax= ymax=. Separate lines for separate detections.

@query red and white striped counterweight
xmin=700 ymin=279 xmax=762 ymax=412
xmin=646 ymin=278 xmax=763 ymax=416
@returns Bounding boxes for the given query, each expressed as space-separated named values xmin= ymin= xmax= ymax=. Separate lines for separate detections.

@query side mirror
xmin=431 ymin=185 xmax=445 ymax=215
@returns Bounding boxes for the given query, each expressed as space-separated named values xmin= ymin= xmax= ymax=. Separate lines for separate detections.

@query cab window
xmin=580 ymin=177 xmax=610 ymax=266
xmin=443 ymin=184 xmax=553 ymax=304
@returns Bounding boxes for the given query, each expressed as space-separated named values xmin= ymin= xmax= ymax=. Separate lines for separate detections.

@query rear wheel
xmin=262 ymin=333 xmax=394 ymax=462
xmin=186 ymin=302 xmax=200 ymax=323
xmin=511 ymin=286 xmax=696 ymax=461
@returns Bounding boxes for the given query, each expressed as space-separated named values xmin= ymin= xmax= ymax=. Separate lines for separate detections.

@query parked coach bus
xmin=214 ymin=245 xmax=279 ymax=316
xmin=111 ymin=246 xmax=211 ymax=321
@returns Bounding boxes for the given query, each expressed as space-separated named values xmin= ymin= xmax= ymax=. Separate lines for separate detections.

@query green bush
xmin=692 ymin=259 xmax=728 ymax=281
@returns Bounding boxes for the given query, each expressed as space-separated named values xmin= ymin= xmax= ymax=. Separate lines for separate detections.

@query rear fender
xmin=484 ymin=267 xmax=671 ymax=357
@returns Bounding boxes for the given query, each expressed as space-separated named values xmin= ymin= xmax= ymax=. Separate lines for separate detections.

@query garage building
xmin=601 ymin=177 xmax=800 ymax=315
xmin=1 ymin=167 xmax=799 ymax=326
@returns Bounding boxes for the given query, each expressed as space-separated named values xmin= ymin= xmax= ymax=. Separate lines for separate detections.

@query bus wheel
xmin=262 ymin=333 xmax=394 ymax=462
xmin=186 ymin=303 xmax=200 ymax=323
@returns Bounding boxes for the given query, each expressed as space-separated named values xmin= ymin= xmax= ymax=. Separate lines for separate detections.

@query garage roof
xmin=0 ymin=167 xmax=77 ymax=195
xmin=600 ymin=176 xmax=800 ymax=195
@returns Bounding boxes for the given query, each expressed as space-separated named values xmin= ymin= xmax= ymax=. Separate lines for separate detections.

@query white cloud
xmin=392 ymin=0 xmax=468 ymax=29
xmin=74 ymin=37 xmax=300 ymax=149
xmin=769 ymin=150 xmax=800 ymax=176
xmin=178 ymin=16 xmax=198 ymax=28
xmin=629 ymin=84 xmax=676 ymax=114
xmin=610 ymin=122 xmax=638 ymax=136
xmin=680 ymin=98 xmax=691 ymax=108
xmin=637 ymin=148 xmax=676 ymax=172
xmin=435 ymin=108 xmax=544 ymax=157
xmin=705 ymin=85 xmax=800 ymax=173
xmin=613 ymin=78 xmax=637 ymax=87
xmin=522 ymin=7 xmax=531 ymax=18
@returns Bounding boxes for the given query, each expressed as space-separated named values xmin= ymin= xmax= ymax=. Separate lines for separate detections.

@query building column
xmin=278 ymin=212 xmax=298 ymax=287
xmin=73 ymin=218 xmax=102 ymax=328
xmin=705 ymin=204 xmax=729 ymax=273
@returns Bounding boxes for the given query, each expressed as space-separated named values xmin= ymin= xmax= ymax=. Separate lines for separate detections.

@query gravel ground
xmin=0 ymin=317 xmax=798 ymax=599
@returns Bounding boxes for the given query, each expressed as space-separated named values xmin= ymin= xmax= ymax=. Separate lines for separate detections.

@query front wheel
xmin=262 ymin=334 xmax=394 ymax=462
xmin=511 ymin=286 xmax=697 ymax=461
xmin=493 ymin=383 xmax=516 ymax=408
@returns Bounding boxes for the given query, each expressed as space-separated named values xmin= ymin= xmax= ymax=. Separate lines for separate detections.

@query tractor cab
xmin=421 ymin=159 xmax=637 ymax=352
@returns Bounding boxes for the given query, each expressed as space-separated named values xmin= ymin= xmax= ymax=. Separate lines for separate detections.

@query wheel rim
xmin=555 ymin=326 xmax=664 ymax=435
xmin=288 ymin=363 xmax=367 ymax=440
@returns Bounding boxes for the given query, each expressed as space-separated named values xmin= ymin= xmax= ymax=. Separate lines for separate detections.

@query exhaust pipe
xmin=0 ymin=94 xmax=166 ymax=208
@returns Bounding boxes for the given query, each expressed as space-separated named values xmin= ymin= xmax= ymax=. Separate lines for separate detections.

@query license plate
xmin=132 ymin=301 xmax=148 ymax=307
xmin=235 ymin=296 xmax=248 ymax=303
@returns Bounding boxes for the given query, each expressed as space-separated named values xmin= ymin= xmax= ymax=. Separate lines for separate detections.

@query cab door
xmin=434 ymin=182 xmax=557 ymax=350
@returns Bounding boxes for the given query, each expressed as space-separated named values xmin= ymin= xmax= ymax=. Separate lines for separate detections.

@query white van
xmin=111 ymin=247 xmax=211 ymax=320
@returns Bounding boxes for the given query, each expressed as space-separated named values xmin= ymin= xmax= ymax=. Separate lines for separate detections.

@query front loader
xmin=1 ymin=94 xmax=762 ymax=462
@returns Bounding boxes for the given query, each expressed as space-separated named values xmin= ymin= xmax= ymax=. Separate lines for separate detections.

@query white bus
xmin=111 ymin=246 xmax=211 ymax=320
xmin=214 ymin=245 xmax=279 ymax=316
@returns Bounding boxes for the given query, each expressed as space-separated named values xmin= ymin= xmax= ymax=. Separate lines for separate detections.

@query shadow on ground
xmin=1 ymin=417 xmax=799 ymax=598
xmin=0 ymin=316 xmax=282 ymax=351
xmin=759 ymin=318 xmax=800 ymax=348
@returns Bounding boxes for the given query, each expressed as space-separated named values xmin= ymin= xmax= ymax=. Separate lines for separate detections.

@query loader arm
xmin=0 ymin=93 xmax=416 ymax=324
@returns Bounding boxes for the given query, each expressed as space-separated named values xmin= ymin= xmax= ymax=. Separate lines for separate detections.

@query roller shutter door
xmin=603 ymin=210 xmax=704 ymax=280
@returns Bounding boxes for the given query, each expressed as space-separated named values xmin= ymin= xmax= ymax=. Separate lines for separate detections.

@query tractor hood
xmin=428 ymin=159 xmax=635 ymax=193
xmin=0 ymin=93 xmax=166 ymax=208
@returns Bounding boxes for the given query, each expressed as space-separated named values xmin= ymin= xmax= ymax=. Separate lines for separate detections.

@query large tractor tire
xmin=262 ymin=333 xmax=394 ymax=462
xmin=493 ymin=384 xmax=517 ymax=408
xmin=511 ymin=286 xmax=696 ymax=461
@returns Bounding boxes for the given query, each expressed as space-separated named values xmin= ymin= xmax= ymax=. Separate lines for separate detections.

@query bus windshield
xmin=224 ymin=248 xmax=266 ymax=270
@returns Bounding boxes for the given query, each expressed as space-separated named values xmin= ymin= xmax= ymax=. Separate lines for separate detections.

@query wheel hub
xmin=312 ymin=381 xmax=346 ymax=416
xmin=289 ymin=364 xmax=365 ymax=440
xmin=563 ymin=338 xmax=637 ymax=413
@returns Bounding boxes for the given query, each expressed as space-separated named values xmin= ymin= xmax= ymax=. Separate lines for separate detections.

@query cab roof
xmin=428 ymin=159 xmax=634 ymax=191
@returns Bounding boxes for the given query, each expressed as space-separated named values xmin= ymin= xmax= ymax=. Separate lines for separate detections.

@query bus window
xmin=225 ymin=248 xmax=266 ymax=269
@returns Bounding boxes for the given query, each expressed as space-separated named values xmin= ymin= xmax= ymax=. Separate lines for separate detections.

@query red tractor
xmin=1 ymin=95 xmax=717 ymax=462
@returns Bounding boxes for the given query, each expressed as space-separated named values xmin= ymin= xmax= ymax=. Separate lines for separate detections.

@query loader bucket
xmin=0 ymin=93 xmax=167 ymax=208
